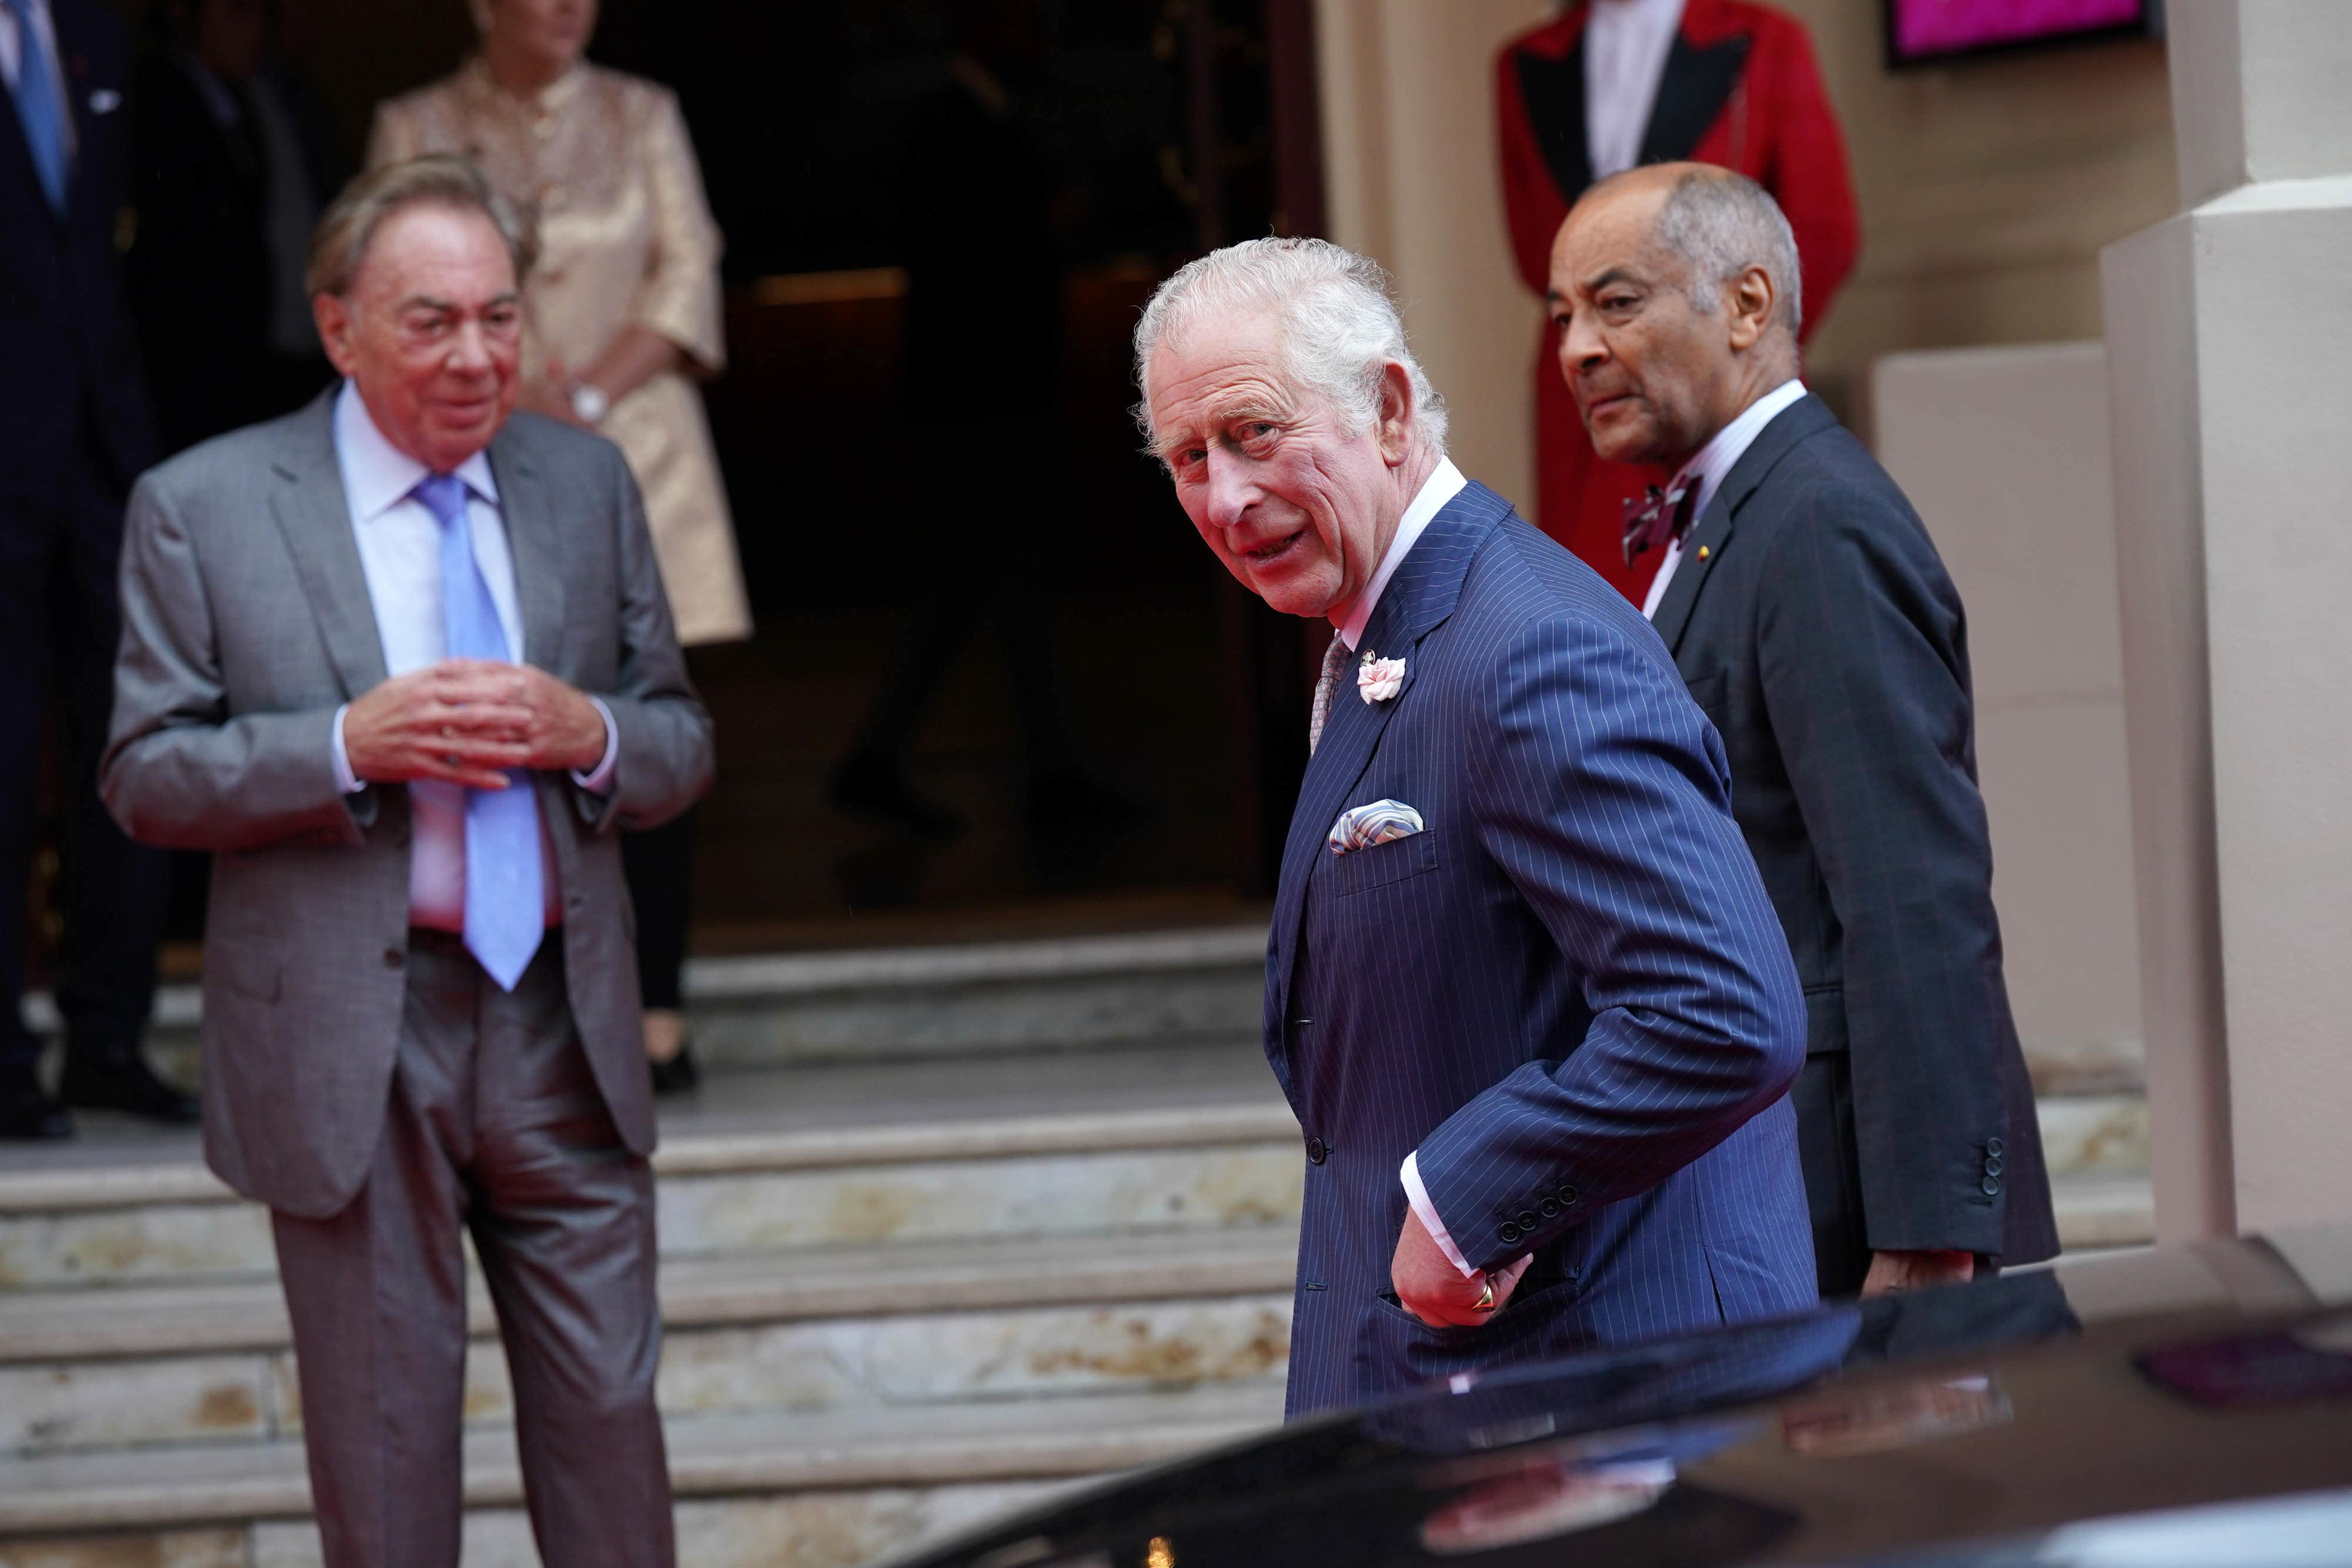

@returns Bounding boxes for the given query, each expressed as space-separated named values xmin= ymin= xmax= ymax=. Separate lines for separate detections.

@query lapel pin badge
xmin=1697 ymin=545 xmax=1710 ymax=561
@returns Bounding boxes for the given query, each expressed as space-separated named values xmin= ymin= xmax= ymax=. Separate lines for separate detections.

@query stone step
xmin=0 ymin=1382 xmax=1286 ymax=1538
xmin=29 ymin=924 xmax=2151 ymax=1091
xmin=2050 ymin=1168 xmax=2156 ymax=1252
xmin=0 ymin=1054 xmax=1306 ymax=1292
xmin=0 ymin=1054 xmax=2145 ymax=1296
xmin=0 ymin=1229 xmax=1297 ymax=1456
xmin=26 ymin=924 xmax=1275 ymax=1079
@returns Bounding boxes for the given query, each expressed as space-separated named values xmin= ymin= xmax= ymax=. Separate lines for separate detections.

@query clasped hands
xmin=343 ymin=658 xmax=607 ymax=789
xmin=1391 ymin=1205 xmax=1535 ymax=1328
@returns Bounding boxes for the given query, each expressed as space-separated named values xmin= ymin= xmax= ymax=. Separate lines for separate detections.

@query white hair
xmin=1132 ymin=236 xmax=1448 ymax=457
xmin=1649 ymin=168 xmax=1804 ymax=337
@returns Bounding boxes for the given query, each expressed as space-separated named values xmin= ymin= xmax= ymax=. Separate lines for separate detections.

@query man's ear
xmin=314 ymin=293 xmax=358 ymax=378
xmin=1375 ymin=360 xmax=1416 ymax=465
xmin=1726 ymin=265 xmax=1776 ymax=353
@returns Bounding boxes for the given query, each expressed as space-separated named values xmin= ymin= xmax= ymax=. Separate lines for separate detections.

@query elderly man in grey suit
xmin=102 ymin=156 xmax=710 ymax=1568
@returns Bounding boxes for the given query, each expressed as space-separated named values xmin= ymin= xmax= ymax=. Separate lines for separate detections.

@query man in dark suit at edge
xmin=1137 ymin=236 xmax=1815 ymax=1417
xmin=1548 ymin=163 xmax=2059 ymax=1298
xmin=0 ymin=0 xmax=185 ymax=1137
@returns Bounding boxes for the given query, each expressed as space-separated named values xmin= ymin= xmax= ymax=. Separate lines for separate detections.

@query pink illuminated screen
xmin=1890 ymin=0 xmax=2145 ymax=58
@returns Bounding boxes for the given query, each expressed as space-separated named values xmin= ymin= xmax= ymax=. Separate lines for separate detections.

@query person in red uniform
xmin=1498 ymin=0 xmax=1859 ymax=603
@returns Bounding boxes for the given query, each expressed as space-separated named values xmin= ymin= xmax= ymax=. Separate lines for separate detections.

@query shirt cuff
xmin=570 ymin=697 xmax=619 ymax=794
xmin=330 ymin=704 xmax=363 ymax=795
xmin=1401 ymin=1150 xmax=1481 ymax=1281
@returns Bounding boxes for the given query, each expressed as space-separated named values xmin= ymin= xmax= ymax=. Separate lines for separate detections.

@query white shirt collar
xmin=1672 ymin=377 xmax=1808 ymax=526
xmin=333 ymin=380 xmax=501 ymax=523
xmin=1337 ymin=457 xmax=1467 ymax=652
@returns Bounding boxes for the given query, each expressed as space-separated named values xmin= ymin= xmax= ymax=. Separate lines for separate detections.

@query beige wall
xmin=1314 ymin=0 xmax=2178 ymax=453
xmin=1315 ymin=0 xmax=1553 ymax=507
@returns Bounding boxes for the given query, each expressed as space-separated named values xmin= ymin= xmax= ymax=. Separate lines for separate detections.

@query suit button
xmin=383 ymin=947 xmax=404 ymax=969
xmin=1984 ymin=1156 xmax=2004 ymax=1177
xmin=1538 ymin=1198 xmax=1560 ymax=1218
xmin=1981 ymin=1176 xmax=2002 ymax=1197
xmin=1305 ymin=1136 xmax=1328 ymax=1165
xmin=1556 ymin=1183 xmax=1579 ymax=1203
xmin=1499 ymin=1222 xmax=1522 ymax=1244
xmin=1986 ymin=1136 xmax=2006 ymax=1157
xmin=1516 ymin=1209 xmax=1539 ymax=1230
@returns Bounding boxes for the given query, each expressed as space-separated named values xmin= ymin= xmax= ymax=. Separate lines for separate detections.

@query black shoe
xmin=60 ymin=1055 xmax=200 ymax=1125
xmin=829 ymin=752 xmax=965 ymax=837
xmin=0 ymin=1073 xmax=72 ymax=1141
xmin=649 ymin=1039 xmax=701 ymax=1097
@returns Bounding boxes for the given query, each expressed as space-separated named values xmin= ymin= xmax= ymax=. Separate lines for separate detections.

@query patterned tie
xmin=1621 ymin=480 xmax=1699 ymax=569
xmin=1307 ymin=633 xmax=1351 ymax=755
xmin=4 ymin=0 xmax=71 ymax=213
xmin=413 ymin=473 xmax=544 ymax=991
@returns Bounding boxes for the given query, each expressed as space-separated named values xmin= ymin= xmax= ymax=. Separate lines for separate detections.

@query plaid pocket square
xmin=1328 ymin=799 xmax=1425 ymax=855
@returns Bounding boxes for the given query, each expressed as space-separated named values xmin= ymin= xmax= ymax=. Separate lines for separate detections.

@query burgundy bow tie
xmin=1621 ymin=482 xmax=1699 ymax=569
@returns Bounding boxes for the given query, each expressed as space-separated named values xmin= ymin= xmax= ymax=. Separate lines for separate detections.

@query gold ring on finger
xmin=1472 ymin=1275 xmax=1496 ymax=1313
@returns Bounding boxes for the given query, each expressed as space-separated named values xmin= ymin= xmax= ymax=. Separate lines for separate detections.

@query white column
xmin=2102 ymin=1 xmax=2352 ymax=1242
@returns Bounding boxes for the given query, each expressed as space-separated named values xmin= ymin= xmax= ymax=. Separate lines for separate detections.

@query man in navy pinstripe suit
xmin=1137 ymin=238 xmax=1815 ymax=1417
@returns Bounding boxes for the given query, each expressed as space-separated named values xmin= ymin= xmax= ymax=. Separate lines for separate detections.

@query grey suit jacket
xmin=102 ymin=390 xmax=714 ymax=1218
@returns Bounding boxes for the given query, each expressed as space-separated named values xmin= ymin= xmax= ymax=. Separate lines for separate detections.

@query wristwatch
xmin=569 ymin=382 xmax=610 ymax=425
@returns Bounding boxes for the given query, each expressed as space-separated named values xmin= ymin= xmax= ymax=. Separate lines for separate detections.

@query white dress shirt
xmin=1334 ymin=457 xmax=1468 ymax=652
xmin=325 ymin=382 xmax=615 ymax=930
xmin=1583 ymin=0 xmax=1685 ymax=181
xmin=1641 ymin=377 xmax=1810 ymax=620
xmin=0 ymin=0 xmax=77 ymax=159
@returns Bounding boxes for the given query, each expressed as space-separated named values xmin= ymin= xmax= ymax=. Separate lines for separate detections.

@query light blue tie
xmin=3 ymin=0 xmax=68 ymax=213
xmin=413 ymin=473 xmax=543 ymax=991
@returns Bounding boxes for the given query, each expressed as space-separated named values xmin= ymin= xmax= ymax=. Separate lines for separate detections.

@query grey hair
xmin=1651 ymin=168 xmax=1803 ymax=337
xmin=1131 ymin=236 xmax=1448 ymax=457
xmin=306 ymin=154 xmax=537 ymax=299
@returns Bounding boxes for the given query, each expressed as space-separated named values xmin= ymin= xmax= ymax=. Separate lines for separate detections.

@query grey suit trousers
xmin=270 ymin=934 xmax=674 ymax=1568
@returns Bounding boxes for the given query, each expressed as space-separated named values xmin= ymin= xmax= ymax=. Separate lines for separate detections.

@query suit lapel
xmin=486 ymin=425 xmax=568 ymax=670
xmin=1268 ymin=486 xmax=1499 ymax=1039
xmin=268 ymin=393 xmax=388 ymax=700
xmin=1652 ymin=394 xmax=1836 ymax=655
xmin=1514 ymin=30 xmax=1593 ymax=200
xmin=1638 ymin=21 xmax=1751 ymax=166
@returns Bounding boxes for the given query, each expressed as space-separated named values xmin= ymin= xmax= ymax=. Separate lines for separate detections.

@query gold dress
xmin=369 ymin=58 xmax=751 ymax=645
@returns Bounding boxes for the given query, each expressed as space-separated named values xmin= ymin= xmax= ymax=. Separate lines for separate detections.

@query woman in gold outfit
xmin=370 ymin=0 xmax=746 ymax=1093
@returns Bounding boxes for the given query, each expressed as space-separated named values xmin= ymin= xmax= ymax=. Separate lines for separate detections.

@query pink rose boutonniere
xmin=1358 ymin=650 xmax=1406 ymax=704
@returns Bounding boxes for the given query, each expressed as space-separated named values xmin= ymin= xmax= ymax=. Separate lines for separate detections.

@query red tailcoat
xmin=1498 ymin=0 xmax=1859 ymax=603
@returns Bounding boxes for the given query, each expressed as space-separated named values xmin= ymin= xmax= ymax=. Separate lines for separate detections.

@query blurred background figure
xmin=126 ymin=0 xmax=342 ymax=460
xmin=1496 ymin=0 xmax=1858 ymax=605
xmin=827 ymin=0 xmax=1133 ymax=840
xmin=368 ymin=0 xmax=748 ymax=1094
xmin=1 ymin=0 xmax=186 ymax=1139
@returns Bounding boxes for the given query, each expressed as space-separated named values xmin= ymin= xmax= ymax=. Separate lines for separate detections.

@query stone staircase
xmin=0 ymin=923 xmax=2150 ymax=1567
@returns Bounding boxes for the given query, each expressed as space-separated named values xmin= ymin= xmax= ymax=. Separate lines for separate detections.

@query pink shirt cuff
xmin=1400 ymin=1150 xmax=1482 ymax=1281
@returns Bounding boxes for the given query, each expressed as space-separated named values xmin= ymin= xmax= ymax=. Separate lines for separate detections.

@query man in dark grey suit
xmin=103 ymin=156 xmax=709 ymax=1568
xmin=1547 ymin=163 xmax=2058 ymax=1298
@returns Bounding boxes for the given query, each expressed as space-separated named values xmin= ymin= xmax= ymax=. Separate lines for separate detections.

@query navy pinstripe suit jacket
xmin=1270 ymin=480 xmax=1816 ymax=1417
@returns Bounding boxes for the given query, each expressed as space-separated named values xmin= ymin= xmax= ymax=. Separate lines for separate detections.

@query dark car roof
xmin=887 ymin=1226 xmax=2352 ymax=1568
